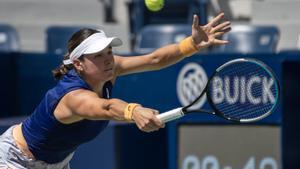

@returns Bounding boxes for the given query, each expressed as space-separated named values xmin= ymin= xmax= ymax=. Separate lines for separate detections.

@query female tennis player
xmin=0 ymin=13 xmax=230 ymax=168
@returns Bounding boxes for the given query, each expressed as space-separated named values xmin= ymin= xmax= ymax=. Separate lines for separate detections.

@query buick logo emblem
xmin=177 ymin=63 xmax=208 ymax=109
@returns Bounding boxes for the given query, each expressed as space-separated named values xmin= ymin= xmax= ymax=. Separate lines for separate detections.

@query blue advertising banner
xmin=113 ymin=53 xmax=285 ymax=169
xmin=113 ymin=53 xmax=283 ymax=124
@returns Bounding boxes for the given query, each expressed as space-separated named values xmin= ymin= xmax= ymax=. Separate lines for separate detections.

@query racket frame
xmin=206 ymin=58 xmax=280 ymax=122
xmin=157 ymin=58 xmax=280 ymax=123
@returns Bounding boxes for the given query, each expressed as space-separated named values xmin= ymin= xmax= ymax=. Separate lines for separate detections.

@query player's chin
xmin=102 ymin=74 xmax=113 ymax=82
xmin=103 ymin=70 xmax=114 ymax=80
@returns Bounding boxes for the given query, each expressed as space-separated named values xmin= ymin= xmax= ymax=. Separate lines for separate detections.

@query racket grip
xmin=156 ymin=107 xmax=184 ymax=123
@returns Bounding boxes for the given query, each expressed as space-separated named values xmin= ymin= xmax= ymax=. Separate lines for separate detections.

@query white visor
xmin=63 ymin=30 xmax=122 ymax=65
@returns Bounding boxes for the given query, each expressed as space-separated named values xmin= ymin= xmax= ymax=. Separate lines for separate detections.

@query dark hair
xmin=52 ymin=28 xmax=100 ymax=79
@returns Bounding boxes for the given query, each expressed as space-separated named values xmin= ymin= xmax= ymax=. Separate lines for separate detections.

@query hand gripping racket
xmin=157 ymin=58 xmax=280 ymax=123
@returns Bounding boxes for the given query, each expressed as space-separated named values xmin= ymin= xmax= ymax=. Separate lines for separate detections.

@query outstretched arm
xmin=114 ymin=13 xmax=231 ymax=76
xmin=55 ymin=89 xmax=164 ymax=132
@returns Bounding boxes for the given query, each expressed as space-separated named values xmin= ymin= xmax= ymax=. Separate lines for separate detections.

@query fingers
xmin=213 ymin=25 xmax=231 ymax=39
xmin=144 ymin=109 xmax=165 ymax=131
xmin=211 ymin=21 xmax=231 ymax=33
xmin=137 ymin=119 xmax=163 ymax=133
xmin=190 ymin=12 xmax=231 ymax=49
xmin=139 ymin=118 xmax=157 ymax=132
xmin=208 ymin=12 xmax=225 ymax=27
xmin=221 ymin=26 xmax=231 ymax=33
xmin=192 ymin=14 xmax=199 ymax=29
xmin=151 ymin=109 xmax=164 ymax=126
xmin=151 ymin=115 xmax=165 ymax=129
xmin=213 ymin=39 xmax=229 ymax=45
xmin=214 ymin=32 xmax=225 ymax=38
xmin=133 ymin=108 xmax=165 ymax=133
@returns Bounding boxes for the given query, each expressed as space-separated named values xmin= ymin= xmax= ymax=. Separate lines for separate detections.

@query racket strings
xmin=211 ymin=69 xmax=263 ymax=103
xmin=209 ymin=61 xmax=278 ymax=121
xmin=217 ymin=101 xmax=272 ymax=120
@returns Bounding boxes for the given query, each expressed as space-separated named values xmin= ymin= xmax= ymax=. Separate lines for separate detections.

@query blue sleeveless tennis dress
xmin=22 ymin=69 xmax=112 ymax=163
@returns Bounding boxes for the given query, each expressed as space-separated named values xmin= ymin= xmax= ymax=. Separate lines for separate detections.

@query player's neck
xmin=82 ymin=77 xmax=106 ymax=96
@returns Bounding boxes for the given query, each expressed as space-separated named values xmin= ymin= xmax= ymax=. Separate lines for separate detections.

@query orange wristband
xmin=124 ymin=103 xmax=140 ymax=121
xmin=179 ymin=36 xmax=199 ymax=57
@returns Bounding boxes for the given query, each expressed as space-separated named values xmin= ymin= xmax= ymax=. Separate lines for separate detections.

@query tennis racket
xmin=157 ymin=58 xmax=280 ymax=123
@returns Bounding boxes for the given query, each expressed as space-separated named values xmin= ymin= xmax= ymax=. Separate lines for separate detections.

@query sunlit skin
xmin=6 ymin=13 xmax=231 ymax=168
xmin=21 ymin=13 xmax=231 ymax=133
xmin=73 ymin=46 xmax=115 ymax=94
xmin=11 ymin=13 xmax=231 ymax=160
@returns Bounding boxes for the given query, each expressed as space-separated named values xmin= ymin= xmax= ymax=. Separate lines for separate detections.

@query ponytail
xmin=52 ymin=53 xmax=74 ymax=80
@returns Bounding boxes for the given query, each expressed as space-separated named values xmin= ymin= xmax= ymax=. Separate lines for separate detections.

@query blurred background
xmin=0 ymin=0 xmax=299 ymax=168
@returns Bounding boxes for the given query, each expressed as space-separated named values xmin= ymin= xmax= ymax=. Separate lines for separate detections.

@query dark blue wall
xmin=282 ymin=59 xmax=300 ymax=168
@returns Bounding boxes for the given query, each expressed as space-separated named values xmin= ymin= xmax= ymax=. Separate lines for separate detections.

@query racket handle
xmin=156 ymin=107 xmax=184 ymax=123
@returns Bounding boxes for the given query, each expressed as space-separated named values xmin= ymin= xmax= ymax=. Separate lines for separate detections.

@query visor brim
xmin=83 ymin=37 xmax=122 ymax=55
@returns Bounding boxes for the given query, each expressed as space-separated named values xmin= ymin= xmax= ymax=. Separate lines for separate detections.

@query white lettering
xmin=212 ymin=76 xmax=224 ymax=104
xmin=211 ymin=76 xmax=275 ymax=105
xmin=202 ymin=155 xmax=219 ymax=169
xmin=240 ymin=76 xmax=246 ymax=103
xmin=259 ymin=157 xmax=277 ymax=169
xmin=182 ymin=155 xmax=200 ymax=169
xmin=225 ymin=76 xmax=239 ymax=104
xmin=247 ymin=76 xmax=261 ymax=104
xmin=262 ymin=77 xmax=276 ymax=104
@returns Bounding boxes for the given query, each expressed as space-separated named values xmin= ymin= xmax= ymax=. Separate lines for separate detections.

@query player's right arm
xmin=56 ymin=89 xmax=164 ymax=132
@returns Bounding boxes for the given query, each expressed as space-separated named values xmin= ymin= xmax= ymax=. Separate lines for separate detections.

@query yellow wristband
xmin=124 ymin=103 xmax=140 ymax=121
xmin=179 ymin=36 xmax=199 ymax=57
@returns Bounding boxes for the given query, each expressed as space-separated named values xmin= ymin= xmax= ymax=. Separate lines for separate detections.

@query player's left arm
xmin=114 ymin=13 xmax=231 ymax=76
xmin=114 ymin=44 xmax=181 ymax=76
